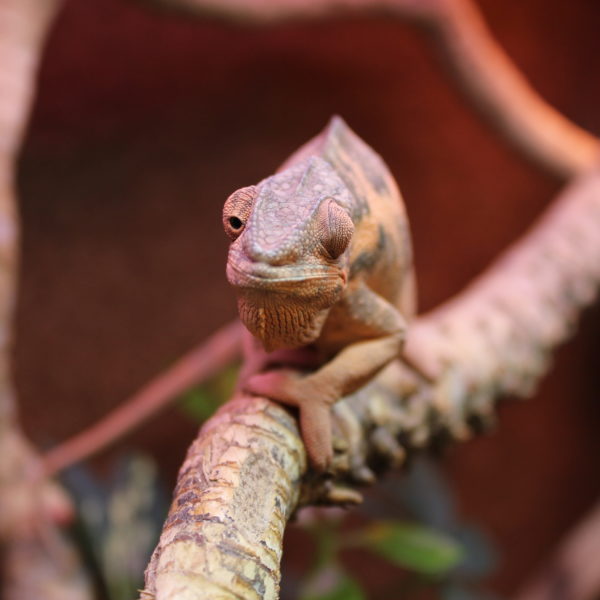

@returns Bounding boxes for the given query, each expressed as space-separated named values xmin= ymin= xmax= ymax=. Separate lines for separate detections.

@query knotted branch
xmin=141 ymin=172 xmax=600 ymax=599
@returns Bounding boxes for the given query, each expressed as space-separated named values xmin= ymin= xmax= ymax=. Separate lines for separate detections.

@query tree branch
xmin=140 ymin=171 xmax=600 ymax=599
xmin=409 ymin=0 xmax=600 ymax=178
xmin=139 ymin=0 xmax=600 ymax=178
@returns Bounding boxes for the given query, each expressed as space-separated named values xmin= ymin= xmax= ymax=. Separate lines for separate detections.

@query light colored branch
xmin=515 ymin=500 xmax=600 ymax=600
xmin=42 ymin=320 xmax=243 ymax=477
xmin=0 ymin=1 xmax=92 ymax=598
xmin=141 ymin=172 xmax=600 ymax=599
xmin=141 ymin=395 xmax=305 ymax=600
xmin=408 ymin=0 xmax=600 ymax=178
xmin=405 ymin=171 xmax=600 ymax=425
xmin=139 ymin=0 xmax=600 ymax=178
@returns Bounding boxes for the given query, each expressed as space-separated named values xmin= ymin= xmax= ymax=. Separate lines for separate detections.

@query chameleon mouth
xmin=227 ymin=260 xmax=345 ymax=295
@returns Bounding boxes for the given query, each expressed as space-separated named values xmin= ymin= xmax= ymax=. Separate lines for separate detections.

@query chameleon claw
xmin=370 ymin=426 xmax=406 ymax=467
xmin=244 ymin=369 xmax=340 ymax=471
xmin=347 ymin=464 xmax=376 ymax=485
xmin=322 ymin=482 xmax=363 ymax=506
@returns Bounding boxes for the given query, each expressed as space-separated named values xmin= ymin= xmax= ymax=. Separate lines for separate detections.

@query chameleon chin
xmin=222 ymin=116 xmax=415 ymax=471
xmin=236 ymin=290 xmax=336 ymax=352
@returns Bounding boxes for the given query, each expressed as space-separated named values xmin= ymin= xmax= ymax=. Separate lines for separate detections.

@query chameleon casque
xmin=223 ymin=116 xmax=415 ymax=470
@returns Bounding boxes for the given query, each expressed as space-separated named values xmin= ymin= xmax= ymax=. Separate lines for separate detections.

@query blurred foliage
xmin=301 ymin=566 xmax=365 ymax=600
xmin=285 ymin=458 xmax=499 ymax=600
xmin=356 ymin=521 xmax=463 ymax=575
xmin=177 ymin=364 xmax=239 ymax=422
xmin=62 ymin=454 xmax=167 ymax=600
xmin=361 ymin=458 xmax=498 ymax=582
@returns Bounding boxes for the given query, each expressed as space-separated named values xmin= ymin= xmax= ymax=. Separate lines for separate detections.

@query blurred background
xmin=14 ymin=0 xmax=600 ymax=597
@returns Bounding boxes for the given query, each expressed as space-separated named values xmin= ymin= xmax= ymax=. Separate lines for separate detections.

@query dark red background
xmin=16 ymin=0 xmax=600 ymax=596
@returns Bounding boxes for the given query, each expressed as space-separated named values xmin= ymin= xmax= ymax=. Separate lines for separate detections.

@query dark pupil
xmin=229 ymin=216 xmax=243 ymax=230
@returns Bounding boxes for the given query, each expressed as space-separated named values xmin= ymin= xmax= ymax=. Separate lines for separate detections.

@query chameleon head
xmin=223 ymin=157 xmax=355 ymax=351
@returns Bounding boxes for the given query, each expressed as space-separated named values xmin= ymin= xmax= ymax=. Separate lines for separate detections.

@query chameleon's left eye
xmin=223 ymin=186 xmax=257 ymax=241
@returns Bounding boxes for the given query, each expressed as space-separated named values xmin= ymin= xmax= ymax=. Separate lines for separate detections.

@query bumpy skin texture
xmin=223 ymin=117 xmax=415 ymax=470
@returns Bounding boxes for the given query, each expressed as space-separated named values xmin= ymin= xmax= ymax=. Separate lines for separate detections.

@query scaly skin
xmin=223 ymin=116 xmax=415 ymax=470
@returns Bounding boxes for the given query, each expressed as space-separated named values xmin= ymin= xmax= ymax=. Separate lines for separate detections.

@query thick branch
xmin=405 ymin=171 xmax=600 ymax=427
xmin=141 ymin=395 xmax=305 ymax=600
xmin=141 ymin=172 xmax=600 ymax=599
xmin=140 ymin=0 xmax=600 ymax=177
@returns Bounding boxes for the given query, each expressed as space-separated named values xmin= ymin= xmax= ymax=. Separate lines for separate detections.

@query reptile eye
xmin=318 ymin=200 xmax=354 ymax=259
xmin=223 ymin=185 xmax=257 ymax=241
xmin=229 ymin=216 xmax=243 ymax=230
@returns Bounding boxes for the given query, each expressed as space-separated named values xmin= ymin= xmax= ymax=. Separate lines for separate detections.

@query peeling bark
xmin=142 ymin=396 xmax=305 ymax=600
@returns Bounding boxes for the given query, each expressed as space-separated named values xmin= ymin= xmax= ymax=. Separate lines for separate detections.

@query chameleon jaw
xmin=237 ymin=290 xmax=332 ymax=352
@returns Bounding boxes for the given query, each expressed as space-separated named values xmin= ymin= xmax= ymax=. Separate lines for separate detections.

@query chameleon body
xmin=223 ymin=116 xmax=415 ymax=470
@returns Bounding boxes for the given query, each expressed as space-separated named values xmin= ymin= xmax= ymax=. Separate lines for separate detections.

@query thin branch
xmin=139 ymin=0 xmax=600 ymax=178
xmin=42 ymin=320 xmax=243 ymax=477
xmin=515 ymin=500 xmax=600 ymax=600
xmin=141 ymin=172 xmax=600 ymax=599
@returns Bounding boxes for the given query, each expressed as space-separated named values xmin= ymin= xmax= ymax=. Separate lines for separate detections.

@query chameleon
xmin=223 ymin=116 xmax=416 ymax=471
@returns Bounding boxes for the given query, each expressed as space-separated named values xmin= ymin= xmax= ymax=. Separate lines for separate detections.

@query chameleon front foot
xmin=244 ymin=369 xmax=337 ymax=471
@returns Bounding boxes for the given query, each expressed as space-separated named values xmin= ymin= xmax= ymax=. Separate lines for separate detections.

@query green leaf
xmin=178 ymin=387 xmax=221 ymax=421
xmin=178 ymin=364 xmax=239 ymax=422
xmin=302 ymin=567 xmax=365 ymax=600
xmin=358 ymin=521 xmax=464 ymax=576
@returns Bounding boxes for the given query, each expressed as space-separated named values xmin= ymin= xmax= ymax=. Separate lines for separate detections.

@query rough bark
xmin=0 ymin=1 xmax=92 ymax=598
xmin=141 ymin=172 xmax=600 ymax=599
xmin=141 ymin=396 xmax=305 ymax=600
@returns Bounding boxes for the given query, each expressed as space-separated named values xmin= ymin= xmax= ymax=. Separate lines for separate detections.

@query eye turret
xmin=318 ymin=199 xmax=354 ymax=260
xmin=222 ymin=185 xmax=257 ymax=241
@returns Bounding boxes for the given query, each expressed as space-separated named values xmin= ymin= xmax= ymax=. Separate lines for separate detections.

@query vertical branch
xmin=0 ymin=1 xmax=92 ymax=598
xmin=141 ymin=395 xmax=306 ymax=600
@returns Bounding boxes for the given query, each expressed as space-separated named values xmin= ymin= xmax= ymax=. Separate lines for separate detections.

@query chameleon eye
xmin=319 ymin=199 xmax=354 ymax=259
xmin=223 ymin=186 xmax=257 ymax=241
xmin=229 ymin=216 xmax=243 ymax=230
